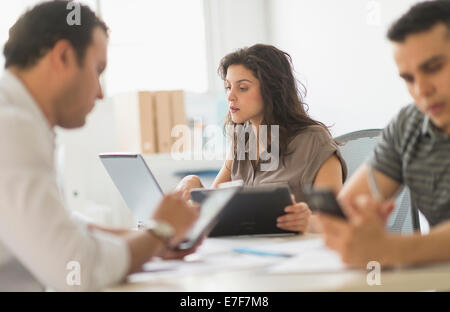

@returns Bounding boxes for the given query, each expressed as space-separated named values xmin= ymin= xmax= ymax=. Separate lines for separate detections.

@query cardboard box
xmin=170 ymin=90 xmax=188 ymax=152
xmin=114 ymin=90 xmax=187 ymax=154
xmin=113 ymin=91 xmax=157 ymax=154
xmin=139 ymin=92 xmax=157 ymax=154
xmin=153 ymin=91 xmax=173 ymax=153
xmin=170 ymin=90 xmax=187 ymax=132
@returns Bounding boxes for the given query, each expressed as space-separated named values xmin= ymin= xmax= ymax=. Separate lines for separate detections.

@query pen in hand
xmin=367 ymin=165 xmax=385 ymax=201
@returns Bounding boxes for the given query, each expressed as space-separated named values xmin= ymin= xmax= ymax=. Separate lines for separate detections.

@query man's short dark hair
xmin=387 ymin=0 xmax=450 ymax=42
xmin=3 ymin=0 xmax=108 ymax=69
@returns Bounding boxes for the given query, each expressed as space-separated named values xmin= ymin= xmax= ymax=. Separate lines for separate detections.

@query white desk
xmin=107 ymin=234 xmax=450 ymax=292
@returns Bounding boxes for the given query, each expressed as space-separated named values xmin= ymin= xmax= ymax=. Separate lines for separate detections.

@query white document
xmin=135 ymin=237 xmax=287 ymax=280
xmin=232 ymin=237 xmax=324 ymax=256
xmin=223 ymin=237 xmax=350 ymax=274
xmin=131 ymin=236 xmax=350 ymax=283
xmin=266 ymin=243 xmax=350 ymax=274
xmin=133 ymin=252 xmax=277 ymax=282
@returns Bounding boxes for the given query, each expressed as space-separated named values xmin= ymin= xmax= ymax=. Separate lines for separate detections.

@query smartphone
xmin=304 ymin=188 xmax=347 ymax=219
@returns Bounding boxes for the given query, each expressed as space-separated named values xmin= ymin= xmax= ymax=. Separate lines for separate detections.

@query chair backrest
xmin=335 ymin=129 xmax=420 ymax=234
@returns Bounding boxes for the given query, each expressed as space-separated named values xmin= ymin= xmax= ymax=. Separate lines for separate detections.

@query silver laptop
xmin=99 ymin=153 xmax=242 ymax=246
xmin=99 ymin=153 xmax=163 ymax=223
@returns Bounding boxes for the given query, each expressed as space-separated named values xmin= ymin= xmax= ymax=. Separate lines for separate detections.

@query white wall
xmin=267 ymin=0 xmax=424 ymax=136
xmin=56 ymin=98 xmax=135 ymax=227
xmin=204 ymin=0 xmax=270 ymax=93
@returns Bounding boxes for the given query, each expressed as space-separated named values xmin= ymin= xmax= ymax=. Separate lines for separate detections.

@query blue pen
xmin=233 ymin=247 xmax=293 ymax=258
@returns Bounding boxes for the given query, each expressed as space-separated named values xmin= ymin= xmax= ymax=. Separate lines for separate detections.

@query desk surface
xmin=107 ymin=234 xmax=450 ymax=292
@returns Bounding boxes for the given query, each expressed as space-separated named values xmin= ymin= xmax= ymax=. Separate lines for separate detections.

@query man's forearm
xmin=90 ymin=224 xmax=177 ymax=273
xmin=338 ymin=165 xmax=401 ymax=202
xmin=88 ymin=224 xmax=133 ymax=237
xmin=385 ymin=221 xmax=450 ymax=267
xmin=125 ymin=230 xmax=166 ymax=274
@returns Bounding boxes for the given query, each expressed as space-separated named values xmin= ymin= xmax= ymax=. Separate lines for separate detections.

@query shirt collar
xmin=421 ymin=116 xmax=432 ymax=136
xmin=421 ymin=114 xmax=449 ymax=140
xmin=1 ymin=69 xmax=55 ymax=141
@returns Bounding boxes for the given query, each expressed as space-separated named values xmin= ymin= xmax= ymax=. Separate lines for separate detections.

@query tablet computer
xmin=190 ymin=184 xmax=297 ymax=237
xmin=190 ymin=180 xmax=244 ymax=203
xmin=177 ymin=186 xmax=241 ymax=250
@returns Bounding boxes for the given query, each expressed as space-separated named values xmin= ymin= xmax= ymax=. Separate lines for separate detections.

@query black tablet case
xmin=192 ymin=186 xmax=297 ymax=237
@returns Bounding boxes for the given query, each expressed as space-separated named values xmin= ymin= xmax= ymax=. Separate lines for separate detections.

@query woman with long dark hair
xmin=179 ymin=44 xmax=347 ymax=233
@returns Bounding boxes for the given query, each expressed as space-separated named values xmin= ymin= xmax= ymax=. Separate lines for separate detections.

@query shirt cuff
xmin=70 ymin=211 xmax=94 ymax=230
xmin=89 ymin=229 xmax=130 ymax=289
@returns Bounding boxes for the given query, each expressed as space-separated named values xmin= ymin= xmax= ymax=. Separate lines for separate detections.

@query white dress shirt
xmin=0 ymin=70 xmax=130 ymax=291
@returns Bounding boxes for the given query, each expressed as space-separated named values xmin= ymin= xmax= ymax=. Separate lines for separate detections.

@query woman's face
xmin=225 ymin=64 xmax=264 ymax=125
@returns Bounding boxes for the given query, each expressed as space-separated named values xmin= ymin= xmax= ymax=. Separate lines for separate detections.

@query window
xmin=101 ymin=0 xmax=208 ymax=95
xmin=0 ymin=0 xmax=208 ymax=95
xmin=0 ymin=1 xmax=98 ymax=71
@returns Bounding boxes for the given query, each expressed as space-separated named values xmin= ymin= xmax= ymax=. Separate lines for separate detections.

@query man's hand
xmin=152 ymin=191 xmax=200 ymax=246
xmin=318 ymin=195 xmax=394 ymax=268
xmin=175 ymin=175 xmax=204 ymax=201
xmin=160 ymin=236 xmax=206 ymax=260
xmin=375 ymin=199 xmax=396 ymax=225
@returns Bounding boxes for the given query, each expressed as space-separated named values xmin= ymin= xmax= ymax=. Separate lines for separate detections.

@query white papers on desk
xmin=265 ymin=239 xmax=349 ymax=274
xmin=137 ymin=237 xmax=285 ymax=281
xmin=132 ymin=237 xmax=350 ymax=283
xmin=224 ymin=237 xmax=349 ymax=273
xmin=135 ymin=252 xmax=277 ymax=282
xmin=234 ymin=237 xmax=324 ymax=257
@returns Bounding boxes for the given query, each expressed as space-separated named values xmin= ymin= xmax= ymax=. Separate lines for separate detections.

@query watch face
xmin=145 ymin=220 xmax=174 ymax=242
xmin=141 ymin=220 xmax=175 ymax=242
xmin=156 ymin=222 xmax=175 ymax=239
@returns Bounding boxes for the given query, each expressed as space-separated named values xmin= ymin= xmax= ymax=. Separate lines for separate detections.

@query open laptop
xmin=99 ymin=153 xmax=164 ymax=224
xmin=99 ymin=153 xmax=242 ymax=248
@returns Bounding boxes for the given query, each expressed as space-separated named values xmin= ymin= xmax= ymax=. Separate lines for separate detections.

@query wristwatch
xmin=138 ymin=220 xmax=175 ymax=245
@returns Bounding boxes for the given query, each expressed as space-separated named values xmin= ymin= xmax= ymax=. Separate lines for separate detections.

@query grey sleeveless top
xmin=231 ymin=125 xmax=347 ymax=202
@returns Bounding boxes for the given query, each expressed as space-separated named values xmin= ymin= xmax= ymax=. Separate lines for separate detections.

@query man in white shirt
xmin=0 ymin=1 xmax=199 ymax=291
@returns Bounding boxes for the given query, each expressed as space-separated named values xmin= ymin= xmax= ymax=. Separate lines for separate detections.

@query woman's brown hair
xmin=218 ymin=44 xmax=330 ymax=160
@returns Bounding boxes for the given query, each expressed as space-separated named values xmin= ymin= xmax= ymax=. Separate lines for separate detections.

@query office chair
xmin=334 ymin=129 xmax=420 ymax=234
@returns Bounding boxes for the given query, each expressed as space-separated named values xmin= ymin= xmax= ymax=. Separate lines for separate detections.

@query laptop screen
xmin=100 ymin=154 xmax=163 ymax=223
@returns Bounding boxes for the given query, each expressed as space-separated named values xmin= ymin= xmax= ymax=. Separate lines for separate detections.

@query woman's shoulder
xmin=288 ymin=125 xmax=334 ymax=147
